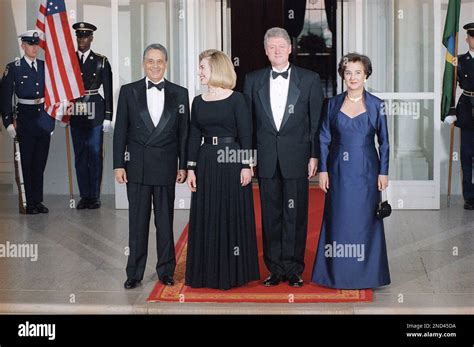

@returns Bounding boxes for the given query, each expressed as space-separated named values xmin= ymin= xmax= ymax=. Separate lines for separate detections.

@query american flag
xmin=36 ymin=0 xmax=84 ymax=122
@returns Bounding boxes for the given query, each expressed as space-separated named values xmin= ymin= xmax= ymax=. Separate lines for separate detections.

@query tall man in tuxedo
xmin=244 ymin=27 xmax=324 ymax=287
xmin=113 ymin=44 xmax=189 ymax=289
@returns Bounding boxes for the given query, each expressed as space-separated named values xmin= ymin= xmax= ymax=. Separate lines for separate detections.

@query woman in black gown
xmin=185 ymin=49 xmax=260 ymax=290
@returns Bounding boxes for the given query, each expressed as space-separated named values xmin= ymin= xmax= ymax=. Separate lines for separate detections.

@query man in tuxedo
xmin=113 ymin=44 xmax=189 ymax=289
xmin=244 ymin=27 xmax=324 ymax=287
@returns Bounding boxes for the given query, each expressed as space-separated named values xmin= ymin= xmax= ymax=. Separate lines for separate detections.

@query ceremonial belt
xmin=16 ymin=97 xmax=45 ymax=105
xmin=462 ymin=90 xmax=474 ymax=97
xmin=84 ymin=89 xmax=100 ymax=96
xmin=203 ymin=136 xmax=237 ymax=145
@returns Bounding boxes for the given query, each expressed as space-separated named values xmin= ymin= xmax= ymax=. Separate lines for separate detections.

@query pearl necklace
xmin=347 ymin=94 xmax=363 ymax=103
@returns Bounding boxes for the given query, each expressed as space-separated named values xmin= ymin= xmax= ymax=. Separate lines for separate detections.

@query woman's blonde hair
xmin=199 ymin=49 xmax=236 ymax=89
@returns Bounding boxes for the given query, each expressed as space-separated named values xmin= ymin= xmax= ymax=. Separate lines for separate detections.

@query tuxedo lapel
xmin=146 ymin=80 xmax=175 ymax=145
xmin=279 ymin=67 xmax=300 ymax=131
xmin=257 ymin=69 xmax=278 ymax=132
xmin=132 ymin=78 xmax=155 ymax=133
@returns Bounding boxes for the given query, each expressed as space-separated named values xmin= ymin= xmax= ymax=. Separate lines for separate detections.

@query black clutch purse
xmin=376 ymin=200 xmax=392 ymax=219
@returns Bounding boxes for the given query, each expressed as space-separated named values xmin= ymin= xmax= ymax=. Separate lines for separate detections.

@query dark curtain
xmin=324 ymin=0 xmax=337 ymax=35
xmin=284 ymin=0 xmax=307 ymax=38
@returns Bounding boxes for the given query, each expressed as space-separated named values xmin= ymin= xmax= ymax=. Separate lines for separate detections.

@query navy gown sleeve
xmin=318 ymin=97 xmax=333 ymax=173
xmin=376 ymin=100 xmax=390 ymax=175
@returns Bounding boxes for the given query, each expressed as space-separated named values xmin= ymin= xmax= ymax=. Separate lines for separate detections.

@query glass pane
xmin=384 ymin=99 xmax=434 ymax=180
xmin=118 ymin=0 xmax=187 ymax=86
xmin=295 ymin=0 xmax=337 ymax=97
xmin=363 ymin=0 xmax=434 ymax=93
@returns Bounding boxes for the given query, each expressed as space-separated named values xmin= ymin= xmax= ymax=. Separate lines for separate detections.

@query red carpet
xmin=148 ymin=186 xmax=373 ymax=303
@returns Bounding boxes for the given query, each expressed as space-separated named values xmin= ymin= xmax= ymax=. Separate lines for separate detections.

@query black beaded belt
xmin=203 ymin=136 xmax=236 ymax=145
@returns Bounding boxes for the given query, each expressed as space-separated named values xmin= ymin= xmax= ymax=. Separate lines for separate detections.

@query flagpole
xmin=65 ymin=126 xmax=74 ymax=203
xmin=447 ymin=31 xmax=459 ymax=208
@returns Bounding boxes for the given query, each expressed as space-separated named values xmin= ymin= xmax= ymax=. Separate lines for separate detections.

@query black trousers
xmin=70 ymin=124 xmax=104 ymax=199
xmin=461 ymin=128 xmax=474 ymax=202
xmin=258 ymin=161 xmax=309 ymax=277
xmin=17 ymin=132 xmax=51 ymax=206
xmin=126 ymin=182 xmax=176 ymax=281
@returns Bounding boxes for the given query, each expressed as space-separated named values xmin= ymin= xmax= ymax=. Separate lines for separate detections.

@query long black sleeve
xmin=178 ymin=89 xmax=190 ymax=170
xmin=234 ymin=92 xmax=253 ymax=168
xmin=187 ymin=97 xmax=201 ymax=169
xmin=102 ymin=57 xmax=113 ymax=121
xmin=113 ymin=86 xmax=128 ymax=169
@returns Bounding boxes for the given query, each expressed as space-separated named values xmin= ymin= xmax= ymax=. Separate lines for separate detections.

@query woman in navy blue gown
xmin=311 ymin=53 xmax=391 ymax=289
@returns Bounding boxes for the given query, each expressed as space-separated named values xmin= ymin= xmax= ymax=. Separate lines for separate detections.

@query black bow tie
xmin=272 ymin=69 xmax=289 ymax=79
xmin=148 ymin=81 xmax=165 ymax=91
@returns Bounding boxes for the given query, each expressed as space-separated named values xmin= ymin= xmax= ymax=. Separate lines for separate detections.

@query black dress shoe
xmin=26 ymin=206 xmax=39 ymax=215
xmin=36 ymin=203 xmax=49 ymax=214
xmin=124 ymin=279 xmax=141 ymax=289
xmin=88 ymin=198 xmax=101 ymax=209
xmin=287 ymin=274 xmax=304 ymax=288
xmin=76 ymin=198 xmax=90 ymax=210
xmin=263 ymin=273 xmax=283 ymax=287
xmin=464 ymin=201 xmax=474 ymax=210
xmin=160 ymin=275 xmax=175 ymax=286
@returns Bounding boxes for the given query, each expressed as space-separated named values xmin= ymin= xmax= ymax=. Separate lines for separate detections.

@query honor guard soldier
xmin=70 ymin=22 xmax=113 ymax=209
xmin=446 ymin=23 xmax=474 ymax=210
xmin=0 ymin=30 xmax=55 ymax=214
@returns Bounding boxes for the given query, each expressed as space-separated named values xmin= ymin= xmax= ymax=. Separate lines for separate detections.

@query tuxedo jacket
xmin=243 ymin=65 xmax=324 ymax=179
xmin=318 ymin=90 xmax=390 ymax=175
xmin=113 ymin=78 xmax=189 ymax=186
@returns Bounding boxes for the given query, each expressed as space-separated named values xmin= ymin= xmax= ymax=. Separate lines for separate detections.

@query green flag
xmin=441 ymin=0 xmax=461 ymax=121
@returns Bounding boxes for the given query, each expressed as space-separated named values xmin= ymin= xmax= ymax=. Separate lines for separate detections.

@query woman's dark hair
xmin=338 ymin=53 xmax=372 ymax=79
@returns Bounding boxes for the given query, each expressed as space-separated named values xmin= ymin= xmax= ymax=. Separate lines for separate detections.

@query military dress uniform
xmin=0 ymin=31 xmax=55 ymax=214
xmin=70 ymin=22 xmax=112 ymax=209
xmin=455 ymin=23 xmax=474 ymax=210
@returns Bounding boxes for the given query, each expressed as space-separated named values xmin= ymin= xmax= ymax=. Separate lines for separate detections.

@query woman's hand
xmin=241 ymin=168 xmax=252 ymax=186
xmin=319 ymin=172 xmax=329 ymax=193
xmin=378 ymin=175 xmax=389 ymax=191
xmin=187 ymin=170 xmax=197 ymax=192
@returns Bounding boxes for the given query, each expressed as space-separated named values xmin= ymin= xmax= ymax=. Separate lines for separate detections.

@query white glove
xmin=102 ymin=119 xmax=112 ymax=133
xmin=444 ymin=115 xmax=457 ymax=124
xmin=6 ymin=124 xmax=16 ymax=139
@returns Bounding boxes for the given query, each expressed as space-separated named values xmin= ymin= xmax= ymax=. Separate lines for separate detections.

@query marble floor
xmin=0 ymin=187 xmax=473 ymax=314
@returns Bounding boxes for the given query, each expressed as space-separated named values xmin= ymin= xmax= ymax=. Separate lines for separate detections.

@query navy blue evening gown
xmin=312 ymin=92 xmax=391 ymax=289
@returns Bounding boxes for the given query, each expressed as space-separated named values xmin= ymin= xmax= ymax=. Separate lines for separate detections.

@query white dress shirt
xmin=24 ymin=56 xmax=37 ymax=71
xmin=146 ymin=77 xmax=165 ymax=127
xmin=469 ymin=50 xmax=474 ymax=58
xmin=78 ymin=49 xmax=91 ymax=64
xmin=269 ymin=63 xmax=291 ymax=131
